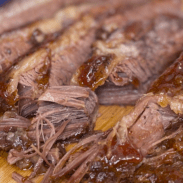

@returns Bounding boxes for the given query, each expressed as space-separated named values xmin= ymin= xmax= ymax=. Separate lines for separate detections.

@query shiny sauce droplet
xmin=88 ymin=136 xmax=142 ymax=182
xmin=77 ymin=55 xmax=113 ymax=90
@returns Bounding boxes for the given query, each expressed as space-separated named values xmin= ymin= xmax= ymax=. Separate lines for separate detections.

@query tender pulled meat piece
xmin=0 ymin=14 xmax=96 ymax=115
xmin=45 ymin=53 xmax=183 ymax=183
xmin=72 ymin=4 xmax=183 ymax=105
xmin=96 ymin=0 xmax=181 ymax=40
xmin=7 ymin=86 xmax=98 ymax=182
xmin=47 ymin=0 xmax=137 ymax=87
xmin=27 ymin=86 xmax=98 ymax=141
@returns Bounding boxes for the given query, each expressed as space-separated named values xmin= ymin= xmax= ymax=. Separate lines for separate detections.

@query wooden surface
xmin=0 ymin=105 xmax=133 ymax=183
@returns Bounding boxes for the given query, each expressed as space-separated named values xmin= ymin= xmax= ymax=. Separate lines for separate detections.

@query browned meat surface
xmin=96 ymin=0 xmax=181 ymax=39
xmin=0 ymin=0 xmax=151 ymax=75
xmin=0 ymin=0 xmax=150 ymax=35
xmin=0 ymin=111 xmax=31 ymax=151
xmin=0 ymin=0 xmax=106 ymax=35
xmin=48 ymin=15 xmax=96 ymax=87
xmin=71 ymin=0 xmax=183 ymax=105
xmin=0 ymin=15 xmax=97 ymax=113
xmin=48 ymin=53 xmax=183 ymax=182
xmin=0 ymin=4 xmax=93 ymax=74
xmin=0 ymin=0 xmax=69 ymax=35
xmin=0 ymin=16 xmax=96 ymax=118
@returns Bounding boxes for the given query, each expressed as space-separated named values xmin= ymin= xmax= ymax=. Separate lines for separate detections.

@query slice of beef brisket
xmin=47 ymin=0 xmax=143 ymax=86
xmin=0 ymin=0 xmax=151 ymax=35
xmin=71 ymin=2 xmax=183 ymax=105
xmin=0 ymin=0 xmax=127 ymax=74
xmin=0 ymin=0 xmax=70 ymax=35
xmin=48 ymin=15 xmax=97 ymax=86
xmin=0 ymin=111 xmax=31 ymax=152
xmin=0 ymin=4 xmax=95 ymax=74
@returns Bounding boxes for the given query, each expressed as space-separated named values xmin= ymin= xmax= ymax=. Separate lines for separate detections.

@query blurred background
xmin=0 ymin=0 xmax=10 ymax=7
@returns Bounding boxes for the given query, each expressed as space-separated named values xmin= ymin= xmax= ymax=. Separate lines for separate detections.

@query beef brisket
xmin=0 ymin=0 xmax=105 ymax=35
xmin=0 ymin=15 xmax=98 ymax=115
xmin=71 ymin=0 xmax=183 ymax=105
xmin=0 ymin=111 xmax=31 ymax=152
xmin=49 ymin=53 xmax=183 ymax=182
xmin=0 ymin=0 xmax=131 ymax=113
xmin=96 ymin=0 xmax=181 ymax=40
xmin=0 ymin=1 xmax=183 ymax=182
xmin=48 ymin=0 xmax=144 ymax=86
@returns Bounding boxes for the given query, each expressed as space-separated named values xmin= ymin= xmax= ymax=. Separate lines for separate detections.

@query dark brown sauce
xmin=87 ymin=136 xmax=142 ymax=182
xmin=36 ymin=50 xmax=51 ymax=95
xmin=77 ymin=55 xmax=114 ymax=90
xmin=0 ymin=81 xmax=18 ymax=114
xmin=149 ymin=53 xmax=183 ymax=96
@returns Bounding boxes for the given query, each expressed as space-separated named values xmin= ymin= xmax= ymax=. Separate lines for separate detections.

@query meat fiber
xmin=28 ymin=86 xmax=98 ymax=141
xmin=45 ymin=53 xmax=183 ymax=182
xmin=71 ymin=0 xmax=183 ymax=105
xmin=0 ymin=16 xmax=95 ymax=118
xmin=0 ymin=111 xmax=31 ymax=151
xmin=4 ymin=86 xmax=98 ymax=181
xmin=0 ymin=1 xmax=183 ymax=183
xmin=0 ymin=0 xmax=104 ymax=35
xmin=96 ymin=0 xmax=181 ymax=40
